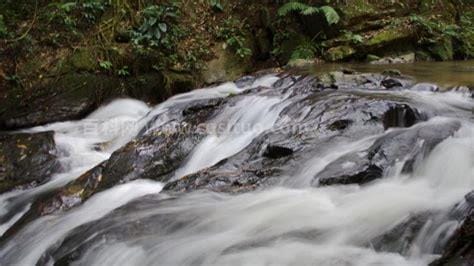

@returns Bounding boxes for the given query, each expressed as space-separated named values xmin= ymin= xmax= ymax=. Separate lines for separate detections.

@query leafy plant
xmin=46 ymin=0 xmax=107 ymax=30
xmin=117 ymin=66 xmax=130 ymax=77
xmin=132 ymin=3 xmax=181 ymax=49
xmin=278 ymin=1 xmax=340 ymax=25
xmin=217 ymin=18 xmax=252 ymax=58
xmin=209 ymin=0 xmax=223 ymax=12
xmin=98 ymin=60 xmax=113 ymax=70
xmin=410 ymin=14 xmax=460 ymax=43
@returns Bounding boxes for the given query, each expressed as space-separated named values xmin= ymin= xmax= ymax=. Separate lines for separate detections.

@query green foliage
xmin=278 ymin=2 xmax=340 ymax=25
xmin=46 ymin=0 xmax=107 ymax=29
xmin=117 ymin=66 xmax=130 ymax=77
xmin=98 ymin=60 xmax=113 ymax=71
xmin=410 ymin=14 xmax=460 ymax=43
xmin=290 ymin=44 xmax=316 ymax=60
xmin=132 ymin=3 xmax=181 ymax=50
xmin=319 ymin=6 xmax=340 ymax=25
xmin=0 ymin=15 xmax=8 ymax=38
xmin=209 ymin=0 xmax=223 ymax=12
xmin=217 ymin=18 xmax=252 ymax=58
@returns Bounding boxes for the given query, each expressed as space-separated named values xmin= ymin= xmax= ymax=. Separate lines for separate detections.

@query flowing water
xmin=0 ymin=63 xmax=473 ymax=265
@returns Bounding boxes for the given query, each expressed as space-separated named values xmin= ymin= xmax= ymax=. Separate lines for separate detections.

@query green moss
xmin=201 ymin=43 xmax=252 ymax=84
xmin=69 ymin=48 xmax=97 ymax=71
xmin=366 ymin=28 xmax=413 ymax=48
xmin=337 ymin=0 xmax=375 ymax=21
xmin=324 ymin=45 xmax=356 ymax=61
xmin=366 ymin=54 xmax=380 ymax=62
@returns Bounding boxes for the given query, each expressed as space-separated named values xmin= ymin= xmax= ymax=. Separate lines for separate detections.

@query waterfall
xmin=0 ymin=72 xmax=473 ymax=266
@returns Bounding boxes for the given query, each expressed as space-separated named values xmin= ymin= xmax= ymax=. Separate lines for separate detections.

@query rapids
xmin=0 ymin=70 xmax=473 ymax=266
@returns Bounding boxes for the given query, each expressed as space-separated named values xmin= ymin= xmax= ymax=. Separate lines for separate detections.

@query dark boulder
xmin=262 ymin=145 xmax=294 ymax=159
xmin=0 ymin=131 xmax=60 ymax=193
xmin=381 ymin=78 xmax=403 ymax=89
xmin=327 ymin=119 xmax=353 ymax=131
xmin=0 ymin=74 xmax=122 ymax=130
xmin=382 ymin=104 xmax=422 ymax=129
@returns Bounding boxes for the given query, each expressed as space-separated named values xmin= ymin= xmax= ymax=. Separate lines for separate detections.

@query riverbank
xmin=0 ymin=0 xmax=473 ymax=129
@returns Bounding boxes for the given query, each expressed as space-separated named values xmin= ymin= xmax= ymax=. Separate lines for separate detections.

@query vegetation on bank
xmin=0 ymin=0 xmax=472 ymax=128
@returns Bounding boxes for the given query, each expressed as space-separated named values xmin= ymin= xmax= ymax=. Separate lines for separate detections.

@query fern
xmin=300 ymin=6 xmax=320 ymax=16
xmin=278 ymin=2 xmax=340 ymax=25
xmin=278 ymin=2 xmax=310 ymax=16
xmin=320 ymin=6 xmax=340 ymax=25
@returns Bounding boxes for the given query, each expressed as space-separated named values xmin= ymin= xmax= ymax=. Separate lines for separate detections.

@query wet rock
xmin=382 ymin=104 xmax=420 ymax=129
xmin=371 ymin=212 xmax=431 ymax=255
xmin=163 ymin=168 xmax=279 ymax=194
xmin=328 ymin=119 xmax=353 ymax=131
xmin=263 ymin=145 xmax=294 ymax=159
xmin=0 ymin=131 xmax=60 ymax=193
xmin=319 ymin=164 xmax=383 ymax=186
xmin=182 ymin=98 xmax=225 ymax=116
xmin=381 ymin=78 xmax=403 ymax=89
xmin=5 ymin=96 xmax=227 ymax=226
xmin=431 ymin=193 xmax=474 ymax=266
xmin=0 ymin=74 xmax=122 ymax=130
xmin=410 ymin=83 xmax=439 ymax=92
xmin=313 ymin=120 xmax=461 ymax=186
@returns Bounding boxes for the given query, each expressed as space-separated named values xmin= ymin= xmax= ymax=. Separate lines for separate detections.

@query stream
xmin=0 ymin=62 xmax=473 ymax=265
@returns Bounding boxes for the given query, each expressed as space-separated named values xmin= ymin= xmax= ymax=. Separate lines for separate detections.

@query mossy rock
xmin=365 ymin=27 xmax=415 ymax=49
xmin=68 ymin=48 xmax=97 ymax=72
xmin=324 ymin=45 xmax=356 ymax=61
xmin=201 ymin=43 xmax=252 ymax=84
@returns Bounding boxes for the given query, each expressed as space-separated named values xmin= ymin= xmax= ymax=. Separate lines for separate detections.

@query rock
xmin=431 ymin=192 xmax=474 ymax=266
xmin=381 ymin=78 xmax=403 ymax=89
xmin=68 ymin=48 xmax=97 ymax=72
xmin=367 ymin=54 xmax=381 ymax=62
xmin=263 ymin=145 xmax=294 ymax=159
xmin=324 ymin=45 xmax=356 ymax=61
xmin=382 ymin=69 xmax=402 ymax=76
xmin=286 ymin=59 xmax=316 ymax=68
xmin=201 ymin=43 xmax=252 ymax=84
xmin=371 ymin=212 xmax=432 ymax=255
xmin=410 ymin=83 xmax=439 ymax=92
xmin=0 ymin=73 xmax=122 ymax=130
xmin=313 ymin=120 xmax=460 ymax=186
xmin=382 ymin=104 xmax=420 ymax=129
xmin=365 ymin=27 xmax=415 ymax=50
xmin=0 ymin=131 xmax=60 ymax=193
xmin=370 ymin=52 xmax=415 ymax=64
xmin=319 ymin=164 xmax=383 ymax=186
xmin=0 ymin=72 xmax=175 ymax=130
xmin=328 ymin=119 xmax=353 ymax=131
